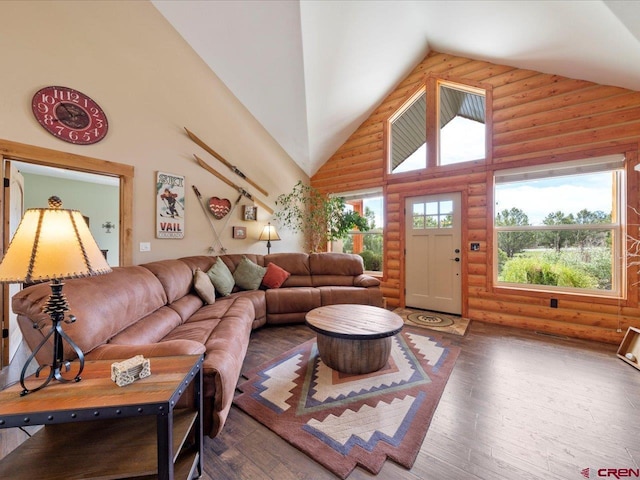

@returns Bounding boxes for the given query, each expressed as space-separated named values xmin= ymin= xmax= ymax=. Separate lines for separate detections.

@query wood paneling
xmin=311 ymin=51 xmax=640 ymax=344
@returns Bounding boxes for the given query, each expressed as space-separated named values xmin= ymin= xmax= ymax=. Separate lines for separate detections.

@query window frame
xmin=385 ymin=76 xmax=491 ymax=179
xmin=492 ymin=155 xmax=626 ymax=299
xmin=329 ymin=188 xmax=385 ymax=276
xmin=436 ymin=80 xmax=488 ymax=167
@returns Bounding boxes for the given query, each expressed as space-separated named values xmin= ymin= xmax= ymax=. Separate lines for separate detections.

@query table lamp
xmin=0 ymin=196 xmax=112 ymax=395
xmin=258 ymin=222 xmax=281 ymax=254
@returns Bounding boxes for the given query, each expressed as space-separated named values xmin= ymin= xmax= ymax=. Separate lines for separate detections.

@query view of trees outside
xmin=494 ymin=169 xmax=620 ymax=292
xmin=340 ymin=198 xmax=384 ymax=272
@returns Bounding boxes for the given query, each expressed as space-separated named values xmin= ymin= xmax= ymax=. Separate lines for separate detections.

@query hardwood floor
xmin=203 ymin=321 xmax=640 ymax=480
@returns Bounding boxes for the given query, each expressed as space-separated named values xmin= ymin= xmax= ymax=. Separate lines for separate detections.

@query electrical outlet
xmin=139 ymin=242 xmax=151 ymax=252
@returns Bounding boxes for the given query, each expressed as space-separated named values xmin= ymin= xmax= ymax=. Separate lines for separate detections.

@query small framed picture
xmin=233 ymin=226 xmax=247 ymax=239
xmin=243 ymin=205 xmax=257 ymax=221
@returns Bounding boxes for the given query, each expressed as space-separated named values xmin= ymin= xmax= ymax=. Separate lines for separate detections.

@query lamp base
xmin=19 ymin=280 xmax=85 ymax=396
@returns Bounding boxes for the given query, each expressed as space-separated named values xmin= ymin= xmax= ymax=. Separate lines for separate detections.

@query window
xmin=438 ymin=82 xmax=486 ymax=165
xmin=412 ymin=199 xmax=453 ymax=229
xmin=493 ymin=155 xmax=625 ymax=296
xmin=387 ymin=79 xmax=487 ymax=174
xmin=389 ymin=89 xmax=426 ymax=174
xmin=331 ymin=190 xmax=384 ymax=274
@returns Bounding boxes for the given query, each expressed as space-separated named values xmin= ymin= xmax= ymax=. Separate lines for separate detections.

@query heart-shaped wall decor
xmin=208 ymin=197 xmax=232 ymax=219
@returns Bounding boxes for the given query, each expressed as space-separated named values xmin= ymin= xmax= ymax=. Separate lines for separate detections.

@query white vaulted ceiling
xmin=152 ymin=0 xmax=640 ymax=177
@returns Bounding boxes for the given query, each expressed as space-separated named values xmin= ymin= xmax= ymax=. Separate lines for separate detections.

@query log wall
xmin=311 ymin=51 xmax=640 ymax=344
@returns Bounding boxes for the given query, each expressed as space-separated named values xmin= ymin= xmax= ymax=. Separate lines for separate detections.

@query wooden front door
xmin=405 ymin=192 xmax=462 ymax=314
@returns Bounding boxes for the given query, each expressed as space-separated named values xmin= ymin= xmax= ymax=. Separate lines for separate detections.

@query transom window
xmin=387 ymin=79 xmax=487 ymax=174
xmin=493 ymin=155 xmax=625 ymax=297
xmin=438 ymin=82 xmax=486 ymax=166
xmin=389 ymin=89 xmax=426 ymax=174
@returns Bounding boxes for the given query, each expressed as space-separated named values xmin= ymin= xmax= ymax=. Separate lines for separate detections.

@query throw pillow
xmin=233 ymin=256 xmax=267 ymax=291
xmin=193 ymin=268 xmax=216 ymax=304
xmin=206 ymin=257 xmax=235 ymax=296
xmin=261 ymin=262 xmax=291 ymax=289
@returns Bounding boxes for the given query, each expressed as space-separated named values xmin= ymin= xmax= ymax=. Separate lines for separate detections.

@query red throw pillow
xmin=261 ymin=262 xmax=291 ymax=289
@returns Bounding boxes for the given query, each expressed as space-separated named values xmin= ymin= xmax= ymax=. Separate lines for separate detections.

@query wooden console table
xmin=0 ymin=354 xmax=204 ymax=480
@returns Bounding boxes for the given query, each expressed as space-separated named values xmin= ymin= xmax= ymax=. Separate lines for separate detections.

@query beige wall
xmin=0 ymin=1 xmax=306 ymax=264
xmin=22 ymin=173 xmax=120 ymax=267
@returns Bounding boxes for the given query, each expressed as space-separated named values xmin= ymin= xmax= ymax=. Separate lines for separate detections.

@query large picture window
xmin=493 ymin=155 xmax=625 ymax=296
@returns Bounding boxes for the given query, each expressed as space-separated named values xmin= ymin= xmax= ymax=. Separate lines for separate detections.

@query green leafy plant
xmin=275 ymin=181 xmax=370 ymax=252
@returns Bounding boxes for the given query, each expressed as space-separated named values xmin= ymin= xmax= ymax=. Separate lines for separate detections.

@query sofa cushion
xmin=233 ymin=256 xmax=267 ymax=290
xmin=264 ymin=253 xmax=312 ymax=287
xmin=261 ymin=262 xmax=291 ymax=289
xmin=310 ymin=253 xmax=365 ymax=286
xmin=142 ymin=259 xmax=194 ymax=304
xmin=108 ymin=306 xmax=183 ymax=345
xmin=318 ymin=286 xmax=384 ymax=307
xmin=193 ymin=268 xmax=216 ymax=304
xmin=12 ymin=265 xmax=167 ymax=359
xmin=207 ymin=257 xmax=235 ymax=296
xmin=266 ymin=287 xmax=321 ymax=314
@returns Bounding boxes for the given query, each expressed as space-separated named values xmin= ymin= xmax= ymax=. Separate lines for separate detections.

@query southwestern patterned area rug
xmin=233 ymin=326 xmax=460 ymax=478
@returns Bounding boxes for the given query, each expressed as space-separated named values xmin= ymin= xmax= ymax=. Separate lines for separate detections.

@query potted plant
xmin=275 ymin=181 xmax=369 ymax=252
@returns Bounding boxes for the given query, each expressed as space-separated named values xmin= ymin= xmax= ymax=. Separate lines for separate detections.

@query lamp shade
xmin=0 ymin=197 xmax=112 ymax=283
xmin=258 ymin=223 xmax=281 ymax=242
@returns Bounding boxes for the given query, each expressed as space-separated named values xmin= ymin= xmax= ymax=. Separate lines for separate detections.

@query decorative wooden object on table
xmin=617 ymin=326 xmax=640 ymax=371
xmin=0 ymin=354 xmax=204 ymax=480
xmin=305 ymin=304 xmax=404 ymax=374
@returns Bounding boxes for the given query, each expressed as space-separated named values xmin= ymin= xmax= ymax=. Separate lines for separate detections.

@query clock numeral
xmin=38 ymin=93 xmax=56 ymax=105
xmin=43 ymin=114 xmax=55 ymax=126
xmin=36 ymin=102 xmax=49 ymax=114
xmin=52 ymin=88 xmax=80 ymax=104
xmin=68 ymin=130 xmax=79 ymax=141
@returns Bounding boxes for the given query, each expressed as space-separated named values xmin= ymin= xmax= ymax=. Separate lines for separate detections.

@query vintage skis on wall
xmin=185 ymin=127 xmax=269 ymax=197
xmin=193 ymin=154 xmax=274 ymax=214
xmin=192 ymin=185 xmax=226 ymax=253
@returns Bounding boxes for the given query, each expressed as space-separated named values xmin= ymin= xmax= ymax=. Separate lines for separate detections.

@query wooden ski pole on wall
xmin=185 ymin=127 xmax=269 ymax=197
xmin=192 ymin=185 xmax=226 ymax=253
xmin=193 ymin=154 xmax=274 ymax=214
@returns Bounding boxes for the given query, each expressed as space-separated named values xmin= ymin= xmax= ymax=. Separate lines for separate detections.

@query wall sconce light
xmin=102 ymin=221 xmax=115 ymax=233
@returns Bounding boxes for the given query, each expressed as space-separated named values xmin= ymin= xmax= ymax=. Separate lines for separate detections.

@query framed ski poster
xmin=156 ymin=171 xmax=185 ymax=238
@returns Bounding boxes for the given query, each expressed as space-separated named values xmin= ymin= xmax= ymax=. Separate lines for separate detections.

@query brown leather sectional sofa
xmin=12 ymin=252 xmax=383 ymax=437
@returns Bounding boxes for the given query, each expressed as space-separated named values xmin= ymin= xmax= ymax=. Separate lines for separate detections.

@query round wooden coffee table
xmin=305 ymin=304 xmax=404 ymax=375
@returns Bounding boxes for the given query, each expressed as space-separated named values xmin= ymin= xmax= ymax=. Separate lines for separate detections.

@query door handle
xmin=450 ymin=257 xmax=460 ymax=262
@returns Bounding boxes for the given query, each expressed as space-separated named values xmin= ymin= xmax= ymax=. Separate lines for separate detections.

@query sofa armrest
xmin=86 ymin=340 xmax=206 ymax=360
xmin=354 ymin=274 xmax=380 ymax=287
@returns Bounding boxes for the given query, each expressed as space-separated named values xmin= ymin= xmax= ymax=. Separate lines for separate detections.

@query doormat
xmin=234 ymin=326 xmax=460 ymax=479
xmin=393 ymin=308 xmax=470 ymax=336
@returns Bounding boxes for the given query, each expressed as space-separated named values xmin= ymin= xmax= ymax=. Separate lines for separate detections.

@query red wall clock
xmin=31 ymin=86 xmax=108 ymax=145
